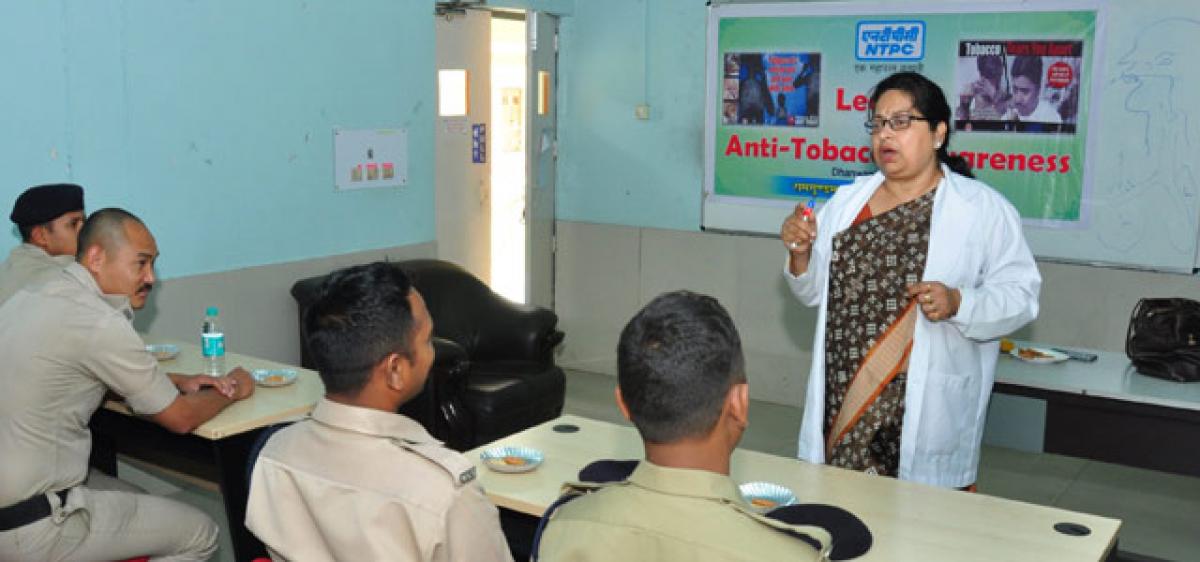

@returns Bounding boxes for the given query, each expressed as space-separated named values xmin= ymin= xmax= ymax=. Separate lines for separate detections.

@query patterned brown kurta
xmin=824 ymin=190 xmax=934 ymax=476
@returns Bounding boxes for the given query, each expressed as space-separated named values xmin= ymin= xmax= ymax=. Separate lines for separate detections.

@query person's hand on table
xmin=225 ymin=367 xmax=256 ymax=401
xmin=907 ymin=281 xmax=961 ymax=322
xmin=176 ymin=374 xmax=235 ymax=397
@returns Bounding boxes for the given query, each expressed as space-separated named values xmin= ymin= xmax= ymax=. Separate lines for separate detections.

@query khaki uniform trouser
xmin=0 ymin=471 xmax=218 ymax=562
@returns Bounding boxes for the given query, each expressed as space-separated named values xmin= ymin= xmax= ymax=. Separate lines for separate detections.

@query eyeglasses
xmin=864 ymin=113 xmax=930 ymax=134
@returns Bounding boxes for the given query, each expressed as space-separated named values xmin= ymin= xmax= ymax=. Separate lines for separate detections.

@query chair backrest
xmin=400 ymin=260 xmax=494 ymax=354
xmin=291 ymin=259 xmax=562 ymax=364
xmin=290 ymin=260 xmax=491 ymax=361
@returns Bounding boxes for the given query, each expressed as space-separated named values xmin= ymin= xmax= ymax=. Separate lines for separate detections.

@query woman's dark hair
xmin=869 ymin=72 xmax=974 ymax=178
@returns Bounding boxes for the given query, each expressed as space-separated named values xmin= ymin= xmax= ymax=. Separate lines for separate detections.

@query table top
xmin=468 ymin=415 xmax=1120 ymax=562
xmin=104 ymin=338 xmax=324 ymax=440
xmin=995 ymin=343 xmax=1200 ymax=412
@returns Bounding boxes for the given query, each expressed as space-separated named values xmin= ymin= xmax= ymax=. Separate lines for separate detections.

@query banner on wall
xmin=704 ymin=2 xmax=1099 ymax=232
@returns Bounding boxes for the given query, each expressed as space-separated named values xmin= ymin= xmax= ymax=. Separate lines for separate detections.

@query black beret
xmin=10 ymin=183 xmax=85 ymax=226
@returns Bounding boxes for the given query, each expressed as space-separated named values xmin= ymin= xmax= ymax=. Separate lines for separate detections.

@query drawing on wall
xmin=1097 ymin=18 xmax=1200 ymax=253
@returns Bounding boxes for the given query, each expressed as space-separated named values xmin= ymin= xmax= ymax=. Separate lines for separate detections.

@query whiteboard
xmin=702 ymin=0 xmax=1200 ymax=273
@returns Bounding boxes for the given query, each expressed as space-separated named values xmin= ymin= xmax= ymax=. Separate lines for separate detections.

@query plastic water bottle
xmin=201 ymin=306 xmax=226 ymax=376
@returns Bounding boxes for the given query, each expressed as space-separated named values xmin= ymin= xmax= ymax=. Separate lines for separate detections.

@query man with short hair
xmin=246 ymin=262 xmax=513 ymax=561
xmin=1006 ymin=56 xmax=1062 ymax=124
xmin=0 ymin=183 xmax=86 ymax=305
xmin=0 ymin=207 xmax=255 ymax=561
xmin=535 ymin=291 xmax=829 ymax=561
xmin=958 ymin=54 xmax=1010 ymax=122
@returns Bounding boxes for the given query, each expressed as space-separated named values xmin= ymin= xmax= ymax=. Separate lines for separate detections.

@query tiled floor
xmin=123 ymin=368 xmax=1199 ymax=561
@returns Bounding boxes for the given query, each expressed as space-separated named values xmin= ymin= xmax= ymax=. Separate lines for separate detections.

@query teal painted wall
xmin=556 ymin=0 xmax=708 ymax=231
xmin=0 ymin=1 xmax=434 ymax=278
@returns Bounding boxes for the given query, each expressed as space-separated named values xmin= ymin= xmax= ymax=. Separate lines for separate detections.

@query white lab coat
xmin=786 ymin=165 xmax=1041 ymax=488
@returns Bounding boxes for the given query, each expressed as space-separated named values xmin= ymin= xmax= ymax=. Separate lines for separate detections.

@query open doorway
xmin=435 ymin=7 xmax=555 ymax=307
xmin=490 ymin=15 xmax=527 ymax=304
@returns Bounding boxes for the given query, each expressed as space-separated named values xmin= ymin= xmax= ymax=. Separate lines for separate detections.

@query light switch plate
xmin=635 ymin=104 xmax=650 ymax=120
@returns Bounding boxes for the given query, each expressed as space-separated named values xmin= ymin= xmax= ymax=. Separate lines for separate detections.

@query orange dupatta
xmin=824 ymin=301 xmax=917 ymax=459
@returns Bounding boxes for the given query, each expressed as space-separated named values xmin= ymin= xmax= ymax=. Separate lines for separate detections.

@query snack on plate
xmin=1017 ymin=347 xmax=1050 ymax=360
xmin=480 ymin=445 xmax=544 ymax=473
xmin=145 ymin=344 xmax=180 ymax=361
xmin=749 ymin=497 xmax=778 ymax=509
xmin=251 ymin=368 xmax=298 ymax=387
xmin=999 ymin=338 xmax=1015 ymax=353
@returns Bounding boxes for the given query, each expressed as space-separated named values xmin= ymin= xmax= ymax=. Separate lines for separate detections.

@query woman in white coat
xmin=780 ymin=72 xmax=1040 ymax=489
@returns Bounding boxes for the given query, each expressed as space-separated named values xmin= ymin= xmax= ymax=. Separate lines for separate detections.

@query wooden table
xmin=90 ymin=339 xmax=323 ymax=562
xmin=468 ymin=415 xmax=1121 ymax=562
xmin=994 ymin=345 xmax=1200 ymax=476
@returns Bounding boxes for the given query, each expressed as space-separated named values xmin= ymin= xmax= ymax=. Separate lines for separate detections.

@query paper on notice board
xmin=334 ymin=128 xmax=408 ymax=191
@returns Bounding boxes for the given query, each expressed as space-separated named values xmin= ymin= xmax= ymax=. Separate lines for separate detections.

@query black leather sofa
xmin=291 ymin=259 xmax=566 ymax=451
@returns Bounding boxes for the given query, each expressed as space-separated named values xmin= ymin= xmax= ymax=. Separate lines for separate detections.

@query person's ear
xmin=81 ymin=244 xmax=106 ymax=275
xmin=725 ymin=382 xmax=750 ymax=431
xmin=382 ymin=352 xmax=407 ymax=393
xmin=935 ymin=122 xmax=948 ymax=148
xmin=614 ymin=387 xmax=633 ymax=422
xmin=28 ymin=224 xmax=50 ymax=250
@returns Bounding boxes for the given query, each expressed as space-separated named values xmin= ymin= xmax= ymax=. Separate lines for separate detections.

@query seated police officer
xmin=246 ymin=262 xmax=512 ymax=561
xmin=0 ymin=208 xmax=255 ymax=561
xmin=0 ymin=183 xmax=86 ymax=305
xmin=535 ymin=290 xmax=831 ymax=561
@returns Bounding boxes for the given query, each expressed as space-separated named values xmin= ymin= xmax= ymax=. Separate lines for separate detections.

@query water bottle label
xmin=202 ymin=333 xmax=225 ymax=357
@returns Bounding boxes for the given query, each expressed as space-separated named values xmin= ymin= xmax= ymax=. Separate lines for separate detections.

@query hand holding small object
xmin=781 ymin=199 xmax=818 ymax=254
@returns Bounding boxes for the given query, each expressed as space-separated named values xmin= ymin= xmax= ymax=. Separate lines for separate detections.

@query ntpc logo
xmin=856 ymin=21 xmax=925 ymax=61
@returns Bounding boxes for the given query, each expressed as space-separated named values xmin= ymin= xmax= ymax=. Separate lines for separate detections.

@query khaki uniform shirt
xmin=538 ymin=461 xmax=829 ymax=562
xmin=0 ymin=263 xmax=179 ymax=506
xmin=0 ymin=243 xmax=72 ymax=306
xmin=246 ymin=398 xmax=513 ymax=562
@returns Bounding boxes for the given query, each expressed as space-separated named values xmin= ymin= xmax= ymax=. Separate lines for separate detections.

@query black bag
xmin=1126 ymin=298 xmax=1200 ymax=382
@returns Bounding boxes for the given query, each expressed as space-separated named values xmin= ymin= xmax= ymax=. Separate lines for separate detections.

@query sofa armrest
xmin=471 ymin=299 xmax=564 ymax=364
xmin=397 ymin=259 xmax=565 ymax=364
xmin=427 ymin=337 xmax=473 ymax=449
xmin=432 ymin=337 xmax=470 ymax=391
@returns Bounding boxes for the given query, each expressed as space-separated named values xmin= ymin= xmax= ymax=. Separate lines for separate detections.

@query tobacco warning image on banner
xmin=954 ymin=40 xmax=1083 ymax=134
xmin=723 ymin=52 xmax=821 ymax=127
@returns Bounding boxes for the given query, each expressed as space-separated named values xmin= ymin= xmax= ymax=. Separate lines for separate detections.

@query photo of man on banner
xmin=954 ymin=40 xmax=1082 ymax=134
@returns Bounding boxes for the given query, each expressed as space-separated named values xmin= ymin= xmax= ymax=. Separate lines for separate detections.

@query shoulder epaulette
xmin=393 ymin=439 xmax=477 ymax=487
xmin=729 ymin=502 xmax=833 ymax=561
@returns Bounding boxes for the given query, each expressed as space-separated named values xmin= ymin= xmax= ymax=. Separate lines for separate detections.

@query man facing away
xmin=536 ymin=290 xmax=829 ymax=561
xmin=246 ymin=262 xmax=512 ymax=562
xmin=0 ymin=183 xmax=86 ymax=305
xmin=0 ymin=208 xmax=256 ymax=561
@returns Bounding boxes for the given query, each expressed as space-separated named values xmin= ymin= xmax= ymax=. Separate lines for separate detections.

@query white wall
xmin=556 ymin=220 xmax=814 ymax=405
xmin=555 ymin=219 xmax=1199 ymax=407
